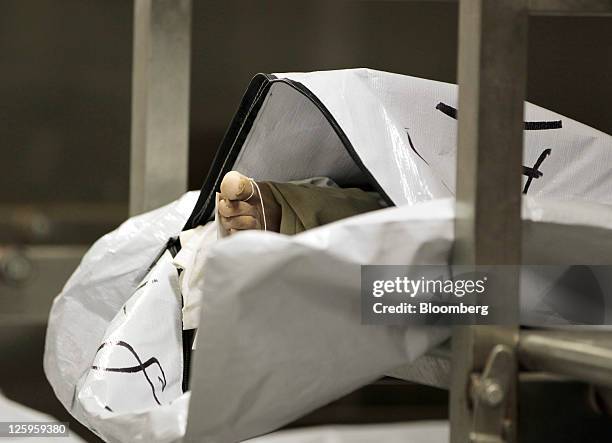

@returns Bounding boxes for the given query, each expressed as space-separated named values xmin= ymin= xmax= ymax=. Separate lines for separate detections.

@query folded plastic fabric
xmin=183 ymin=196 xmax=612 ymax=442
xmin=44 ymin=192 xmax=612 ymax=443
xmin=175 ymin=222 xmax=217 ymax=331
xmin=268 ymin=69 xmax=612 ymax=206
xmin=184 ymin=199 xmax=453 ymax=442
xmin=44 ymin=192 xmax=199 ymax=442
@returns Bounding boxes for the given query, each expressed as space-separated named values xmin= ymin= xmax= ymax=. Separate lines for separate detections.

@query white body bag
xmin=44 ymin=69 xmax=612 ymax=442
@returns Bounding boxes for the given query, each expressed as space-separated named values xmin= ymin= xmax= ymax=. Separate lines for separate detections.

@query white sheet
xmin=246 ymin=422 xmax=449 ymax=443
xmin=184 ymin=196 xmax=612 ymax=442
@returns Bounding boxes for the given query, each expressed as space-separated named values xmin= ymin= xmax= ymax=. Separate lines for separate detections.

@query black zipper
xmin=183 ymin=73 xmax=277 ymax=230
xmin=179 ymin=73 xmax=395 ymax=389
xmin=184 ymin=74 xmax=394 ymax=230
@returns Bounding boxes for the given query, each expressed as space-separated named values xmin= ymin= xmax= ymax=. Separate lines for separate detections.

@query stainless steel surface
xmin=470 ymin=345 xmax=516 ymax=443
xmin=453 ymin=1 xmax=527 ymax=265
xmin=451 ymin=327 xmax=520 ymax=443
xmin=130 ymin=0 xmax=191 ymax=216
xmin=0 ymin=246 xmax=86 ymax=325
xmin=519 ymin=330 xmax=612 ymax=389
xmin=450 ymin=0 xmax=528 ymax=440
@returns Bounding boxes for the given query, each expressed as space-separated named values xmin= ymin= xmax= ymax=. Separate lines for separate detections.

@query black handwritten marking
xmin=524 ymin=121 xmax=563 ymax=130
xmin=405 ymin=128 xmax=429 ymax=165
xmin=432 ymin=102 xmax=558 ymax=193
xmin=91 ymin=341 xmax=167 ymax=405
xmin=435 ymin=102 xmax=457 ymax=119
xmin=403 ymin=134 xmax=552 ymax=194
xmin=435 ymin=102 xmax=562 ymax=130
xmin=523 ymin=149 xmax=552 ymax=194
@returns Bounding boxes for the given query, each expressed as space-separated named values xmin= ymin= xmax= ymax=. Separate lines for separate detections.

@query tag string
xmin=249 ymin=179 xmax=267 ymax=232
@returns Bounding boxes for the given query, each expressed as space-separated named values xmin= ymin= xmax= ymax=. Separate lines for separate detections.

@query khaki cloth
xmin=266 ymin=182 xmax=384 ymax=235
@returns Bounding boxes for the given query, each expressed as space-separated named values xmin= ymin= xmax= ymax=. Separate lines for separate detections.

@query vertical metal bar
xmin=130 ymin=0 xmax=191 ymax=216
xmin=450 ymin=0 xmax=528 ymax=442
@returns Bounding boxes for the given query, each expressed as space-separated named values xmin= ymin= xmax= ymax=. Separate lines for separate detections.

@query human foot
xmin=218 ymin=171 xmax=281 ymax=235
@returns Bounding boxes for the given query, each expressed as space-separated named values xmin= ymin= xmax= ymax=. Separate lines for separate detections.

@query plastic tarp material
xmin=184 ymin=200 xmax=452 ymax=442
xmin=184 ymin=197 xmax=612 ymax=442
xmin=44 ymin=192 xmax=199 ymax=442
xmin=210 ymin=69 xmax=612 ymax=217
xmin=44 ymin=69 xmax=612 ymax=443
xmin=273 ymin=70 xmax=612 ymax=205
xmin=44 ymin=197 xmax=612 ymax=443
xmin=77 ymin=249 xmax=184 ymax=415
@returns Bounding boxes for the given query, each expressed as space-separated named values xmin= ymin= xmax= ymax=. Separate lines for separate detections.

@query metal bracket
xmin=469 ymin=345 xmax=516 ymax=443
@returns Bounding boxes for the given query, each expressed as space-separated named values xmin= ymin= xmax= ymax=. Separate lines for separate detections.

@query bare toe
xmin=220 ymin=171 xmax=254 ymax=201
xmin=218 ymin=198 xmax=258 ymax=218
xmin=218 ymin=171 xmax=282 ymax=234
xmin=222 ymin=215 xmax=259 ymax=231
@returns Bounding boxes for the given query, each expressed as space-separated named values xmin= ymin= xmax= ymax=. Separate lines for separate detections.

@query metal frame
xmin=451 ymin=1 xmax=527 ymax=440
xmin=451 ymin=1 xmax=610 ymax=441
xmin=129 ymin=1 xmax=612 ymax=441
xmin=130 ymin=0 xmax=191 ymax=216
